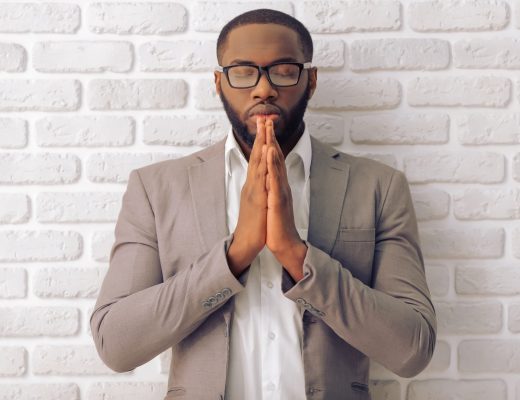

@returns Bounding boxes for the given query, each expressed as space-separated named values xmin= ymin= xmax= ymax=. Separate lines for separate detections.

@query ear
xmin=308 ymin=67 xmax=317 ymax=99
xmin=214 ymin=71 xmax=222 ymax=96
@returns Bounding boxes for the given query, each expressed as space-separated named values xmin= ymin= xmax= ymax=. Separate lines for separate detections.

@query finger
xmin=268 ymin=120 xmax=283 ymax=159
xmin=267 ymin=146 xmax=280 ymax=194
xmin=265 ymin=118 xmax=272 ymax=147
xmin=257 ymin=144 xmax=267 ymax=179
xmin=248 ymin=117 xmax=266 ymax=172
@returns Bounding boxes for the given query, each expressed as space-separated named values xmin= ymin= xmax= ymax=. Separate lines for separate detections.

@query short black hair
xmin=216 ymin=9 xmax=313 ymax=65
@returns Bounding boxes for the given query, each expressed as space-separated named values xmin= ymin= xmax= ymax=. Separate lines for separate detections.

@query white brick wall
xmin=0 ymin=1 xmax=519 ymax=399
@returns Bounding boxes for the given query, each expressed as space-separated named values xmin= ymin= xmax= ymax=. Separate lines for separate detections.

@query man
xmin=90 ymin=9 xmax=436 ymax=400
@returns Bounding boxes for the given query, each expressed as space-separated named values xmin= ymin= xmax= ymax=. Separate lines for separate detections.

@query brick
xmin=369 ymin=361 xmax=396 ymax=380
xmin=37 ymin=192 xmax=122 ymax=223
xmin=34 ymin=267 xmax=106 ymax=299
xmin=0 ymin=80 xmax=80 ymax=111
xmin=454 ymin=38 xmax=520 ymax=69
xmin=425 ymin=264 xmax=449 ymax=297
xmin=34 ymin=42 xmax=133 ymax=73
xmin=459 ymin=340 xmax=520 ymax=372
xmin=514 ymin=228 xmax=520 ymax=258
xmin=33 ymin=345 xmax=116 ymax=375
xmin=87 ymin=153 xmax=177 ymax=183
xmin=305 ymin=114 xmax=345 ymax=145
xmin=0 ymin=153 xmax=80 ymax=184
xmin=407 ymin=379 xmax=506 ymax=400
xmin=36 ymin=116 xmax=134 ymax=147
xmin=0 ymin=43 xmax=26 ymax=72
xmin=352 ymin=153 xmax=398 ymax=169
xmin=350 ymin=113 xmax=449 ymax=144
xmin=88 ymin=79 xmax=187 ymax=110
xmin=516 ymin=2 xmax=520 ymax=29
xmin=309 ymin=78 xmax=400 ymax=110
xmin=194 ymin=78 xmax=221 ymax=110
xmin=0 ymin=118 xmax=27 ymax=148
xmin=0 ymin=231 xmax=82 ymax=262
xmin=369 ymin=381 xmax=399 ymax=400
xmin=351 ymin=39 xmax=449 ymax=71
xmin=91 ymin=231 xmax=113 ymax=262
xmin=313 ymin=39 xmax=345 ymax=69
xmin=87 ymin=382 xmax=167 ymax=400
xmin=454 ymin=188 xmax=520 ymax=219
xmin=424 ymin=340 xmax=450 ymax=372
xmin=456 ymin=265 xmax=520 ymax=295
xmin=404 ymin=152 xmax=504 ymax=183
xmin=436 ymin=301 xmax=502 ymax=334
xmin=88 ymin=2 xmax=187 ymax=34
xmin=513 ymin=153 xmax=520 ymax=182
xmin=0 ymin=383 xmax=79 ymax=400
xmin=420 ymin=228 xmax=504 ymax=259
xmin=140 ymin=40 xmax=216 ymax=72
xmin=411 ymin=189 xmax=450 ymax=221
xmin=0 ymin=347 xmax=25 ymax=376
xmin=0 ymin=194 xmax=30 ymax=223
xmin=0 ymin=3 xmax=80 ymax=33
xmin=457 ymin=113 xmax=520 ymax=144
xmin=409 ymin=0 xmax=508 ymax=31
xmin=0 ymin=307 xmax=78 ymax=336
xmin=192 ymin=2 xmax=293 ymax=32
xmin=143 ymin=115 xmax=229 ymax=146
xmin=408 ymin=76 xmax=511 ymax=107
xmin=508 ymin=303 xmax=520 ymax=332
xmin=0 ymin=268 xmax=26 ymax=299
xmin=159 ymin=349 xmax=171 ymax=374
xmin=302 ymin=1 xmax=400 ymax=33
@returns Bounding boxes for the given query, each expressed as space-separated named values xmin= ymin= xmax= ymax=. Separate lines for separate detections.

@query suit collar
xmin=308 ymin=136 xmax=350 ymax=254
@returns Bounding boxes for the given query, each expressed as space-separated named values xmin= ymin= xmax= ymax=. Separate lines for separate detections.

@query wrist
xmin=226 ymin=234 xmax=258 ymax=277
xmin=273 ymin=239 xmax=307 ymax=280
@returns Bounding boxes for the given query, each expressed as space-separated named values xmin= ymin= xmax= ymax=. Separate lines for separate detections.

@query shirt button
xmin=266 ymin=281 xmax=273 ymax=288
xmin=268 ymin=331 xmax=276 ymax=340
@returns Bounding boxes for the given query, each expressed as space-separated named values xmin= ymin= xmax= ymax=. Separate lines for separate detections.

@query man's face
xmin=215 ymin=23 xmax=317 ymax=150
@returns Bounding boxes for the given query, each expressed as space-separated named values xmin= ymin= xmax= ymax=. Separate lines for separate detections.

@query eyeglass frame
xmin=215 ymin=61 xmax=313 ymax=89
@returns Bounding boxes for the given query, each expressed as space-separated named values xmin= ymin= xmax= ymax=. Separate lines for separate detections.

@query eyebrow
xmin=228 ymin=57 xmax=300 ymax=65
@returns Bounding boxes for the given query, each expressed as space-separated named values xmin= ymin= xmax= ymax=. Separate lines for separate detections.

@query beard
xmin=219 ymin=82 xmax=311 ymax=149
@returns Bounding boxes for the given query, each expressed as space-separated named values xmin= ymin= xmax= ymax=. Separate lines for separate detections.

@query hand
xmin=265 ymin=119 xmax=307 ymax=280
xmin=226 ymin=117 xmax=268 ymax=276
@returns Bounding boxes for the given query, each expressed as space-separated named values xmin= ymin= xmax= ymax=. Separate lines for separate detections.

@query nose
xmin=251 ymin=70 xmax=278 ymax=101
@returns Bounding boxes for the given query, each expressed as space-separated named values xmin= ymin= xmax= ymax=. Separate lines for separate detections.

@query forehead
xmin=221 ymin=23 xmax=304 ymax=65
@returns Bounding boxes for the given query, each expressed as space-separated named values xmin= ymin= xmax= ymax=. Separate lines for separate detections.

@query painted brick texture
xmin=0 ymin=1 xmax=518 ymax=398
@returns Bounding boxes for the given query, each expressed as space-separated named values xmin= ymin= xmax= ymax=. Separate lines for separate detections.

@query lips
xmin=249 ymin=104 xmax=281 ymax=118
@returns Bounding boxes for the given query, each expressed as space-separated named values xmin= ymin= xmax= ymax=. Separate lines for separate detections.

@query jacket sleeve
xmin=284 ymin=170 xmax=436 ymax=378
xmin=90 ymin=169 xmax=245 ymax=373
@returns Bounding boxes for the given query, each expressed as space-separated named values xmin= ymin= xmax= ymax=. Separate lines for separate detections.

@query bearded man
xmin=91 ymin=8 xmax=436 ymax=400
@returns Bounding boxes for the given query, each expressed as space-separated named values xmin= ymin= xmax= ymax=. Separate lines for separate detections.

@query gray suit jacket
xmin=90 ymin=136 xmax=436 ymax=400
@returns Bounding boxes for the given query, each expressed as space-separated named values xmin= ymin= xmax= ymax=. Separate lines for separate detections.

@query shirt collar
xmin=224 ymin=124 xmax=312 ymax=181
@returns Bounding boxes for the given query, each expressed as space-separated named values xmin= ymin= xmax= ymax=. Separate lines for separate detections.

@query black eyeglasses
xmin=215 ymin=62 xmax=312 ymax=89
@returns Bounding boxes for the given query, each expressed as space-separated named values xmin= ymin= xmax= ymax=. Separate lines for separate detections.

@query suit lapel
xmin=308 ymin=136 xmax=350 ymax=254
xmin=188 ymin=139 xmax=228 ymax=254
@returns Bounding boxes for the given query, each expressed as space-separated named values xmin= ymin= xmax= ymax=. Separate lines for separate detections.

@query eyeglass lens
xmin=227 ymin=64 xmax=300 ymax=88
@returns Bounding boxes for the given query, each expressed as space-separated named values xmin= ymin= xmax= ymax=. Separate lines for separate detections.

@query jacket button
xmin=222 ymin=288 xmax=232 ymax=297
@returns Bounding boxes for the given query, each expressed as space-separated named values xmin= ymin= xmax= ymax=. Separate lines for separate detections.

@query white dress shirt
xmin=224 ymin=126 xmax=311 ymax=400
